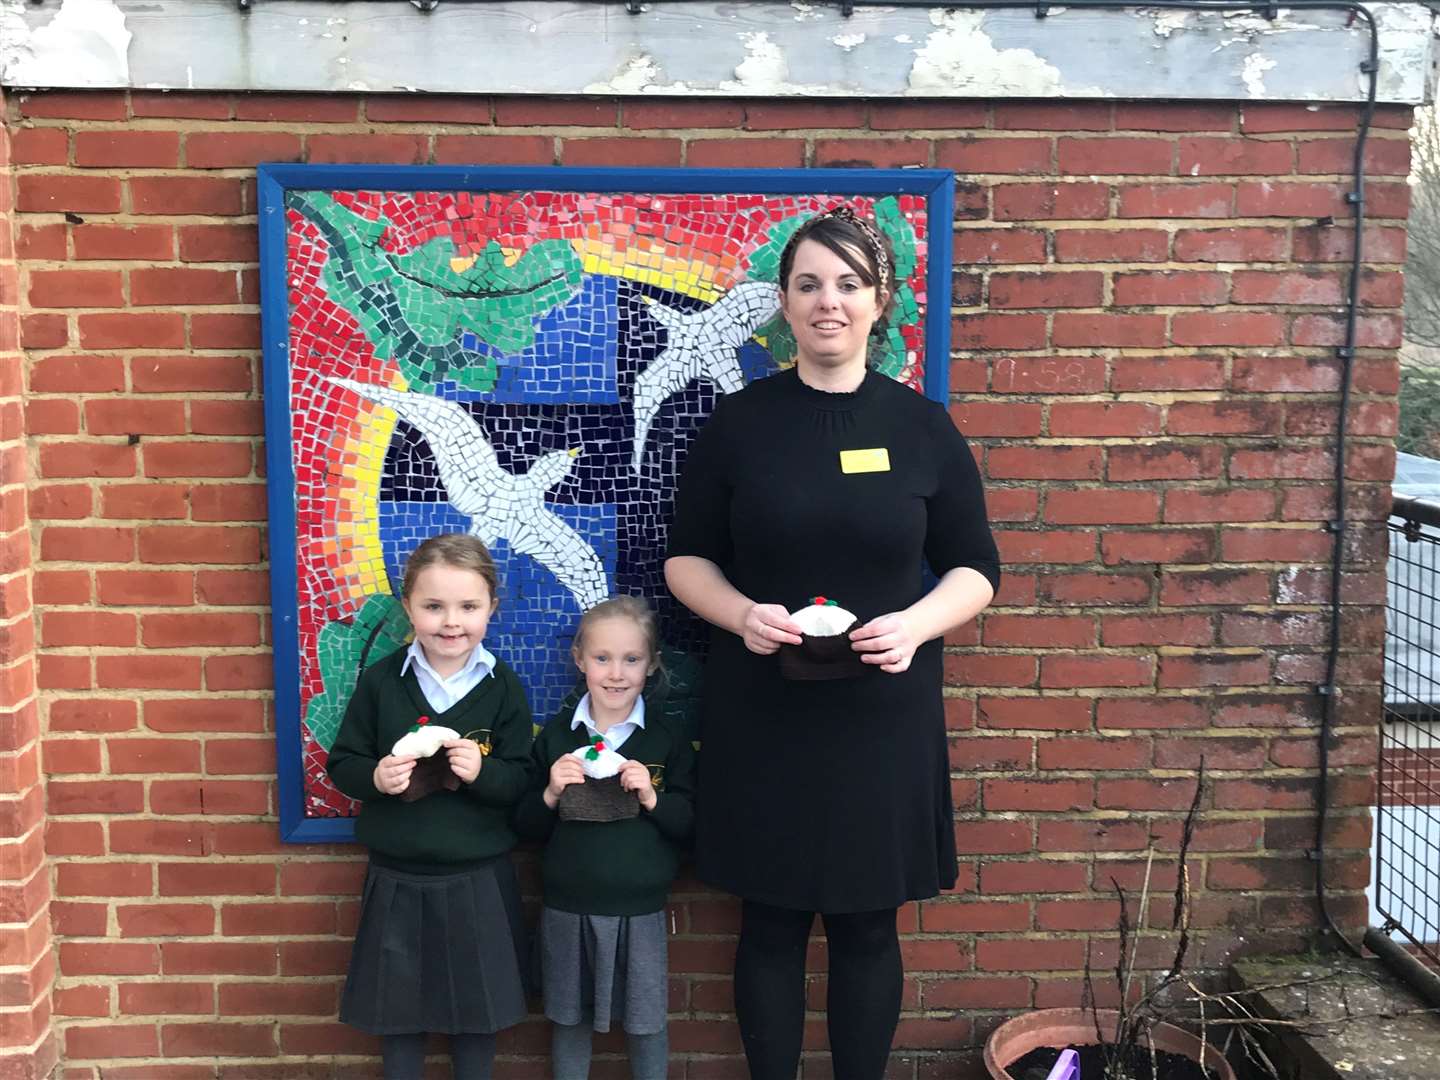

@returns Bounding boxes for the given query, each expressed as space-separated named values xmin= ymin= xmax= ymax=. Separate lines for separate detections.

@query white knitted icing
xmin=790 ymin=601 xmax=857 ymax=637
xmin=570 ymin=742 xmax=627 ymax=780
xmin=391 ymin=724 xmax=461 ymax=759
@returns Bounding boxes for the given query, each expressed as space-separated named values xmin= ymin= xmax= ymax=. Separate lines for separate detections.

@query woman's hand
xmin=619 ymin=759 xmax=658 ymax=811
xmin=444 ymin=739 xmax=483 ymax=784
xmin=742 ymin=602 xmax=803 ymax=655
xmin=850 ymin=612 xmax=920 ymax=674
xmin=373 ymin=754 xmax=416 ymax=796
xmin=543 ymin=755 xmax=587 ymax=809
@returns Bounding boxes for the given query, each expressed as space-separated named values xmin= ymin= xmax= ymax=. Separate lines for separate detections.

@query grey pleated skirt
xmin=538 ymin=907 xmax=667 ymax=1035
xmin=340 ymin=857 xmax=529 ymax=1035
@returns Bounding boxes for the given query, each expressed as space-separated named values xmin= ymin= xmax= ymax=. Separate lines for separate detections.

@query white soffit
xmin=1 ymin=0 xmax=1436 ymax=104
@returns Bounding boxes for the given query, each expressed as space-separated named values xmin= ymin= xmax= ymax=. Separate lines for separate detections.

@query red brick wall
xmin=5 ymin=90 xmax=1408 ymax=1077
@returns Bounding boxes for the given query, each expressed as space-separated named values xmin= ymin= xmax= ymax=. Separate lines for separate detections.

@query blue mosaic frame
xmin=259 ymin=165 xmax=957 ymax=843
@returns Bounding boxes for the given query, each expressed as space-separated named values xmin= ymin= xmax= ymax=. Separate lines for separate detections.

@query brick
xmin=1292 ymin=312 xmax=1403 ymax=348
xmin=944 ymin=653 xmax=1037 ymax=689
xmin=989 ymin=271 xmax=1101 ymax=309
xmin=1058 ymin=137 xmax=1172 ymax=175
xmin=85 ymin=399 xmax=187 ymax=436
xmin=742 ymin=100 xmax=864 ymax=130
xmin=1041 ymin=489 xmax=1162 ymax=528
xmin=1049 ymin=403 xmax=1163 ymax=438
xmin=59 ymin=942 xmax=158 ymax=976
xmin=221 ymin=901 xmax=337 ymax=937
xmin=995 ymin=102 xmax=1112 ymax=131
xmin=27 ymin=483 xmax=89 ymax=520
xmin=1041 ymin=572 xmax=1153 ymax=606
xmin=987 ymin=446 xmax=1101 ymax=481
xmin=188 ymin=402 xmax=264 ymax=437
xmin=1101 ymin=613 xmax=1214 ymax=648
xmin=975 ymin=697 xmax=1091 ymax=732
xmin=10 ymin=127 xmax=69 ymax=165
xmin=14 ymin=91 xmax=118 ymax=120
xmin=1177 ymin=137 xmax=1294 ymax=175
xmin=977 ymin=939 xmax=1086 ymax=972
xmin=1163 ymin=488 xmax=1277 ymax=524
xmin=1220 ymin=527 xmax=1330 ymax=563
xmin=993 ymin=183 xmax=1108 ymax=221
xmin=1054 ymin=228 xmax=1168 ymax=263
xmin=953 ymin=819 xmax=1032 ymax=855
xmin=1107 ymin=444 xmax=1224 ymax=482
xmin=1297 ymin=136 xmax=1410 ymax=175
xmin=20 ymin=312 xmax=70 ymax=349
xmin=131 ymin=355 xmax=253 ymax=395
xmin=159 ymin=862 xmax=275 ymax=897
xmin=982 ymin=614 xmax=1095 ymax=650
xmin=111 ymin=821 xmax=211 ymax=857
xmin=1167 ymin=401 xmax=1283 ymax=435
xmin=205 ymin=654 xmax=273 ymax=691
xmin=234 ymin=94 xmax=359 ymax=123
xmin=1169 ymin=312 xmax=1284 ymax=347
xmin=185 ymin=132 xmax=303 ymax=168
xmin=99 ymin=483 xmax=189 ymax=520
xmin=989 ymin=356 xmax=1106 ymax=395
xmin=1113 ymin=271 xmax=1228 ymax=306
xmin=1174 ymin=227 xmax=1288 ymax=262
xmin=64 ymin=1023 xmax=160 ymax=1059
xmin=201 ymin=781 xmax=271 ymax=815
xmin=1040 ymin=655 xmax=1154 ymax=689
xmin=131 ymin=91 xmax=233 ymax=119
xmin=164 ymin=1021 xmax=278 ymax=1057
xmin=954 ymin=228 xmax=1047 ymax=265
xmin=143 ymin=441 xmax=253 ymax=478
xmin=16 ymin=174 xmax=121 ymax=213
xmin=1293 ymin=223 xmax=1405 ymax=264
xmin=195 ymin=571 xmax=269 ymax=607
xmin=130 ymin=177 xmax=245 ymax=216
xmin=1159 ymin=653 xmax=1272 ymax=688
xmin=684 ymin=139 xmax=804 ymax=170
xmin=27 ymin=269 xmax=124 ymax=309
xmin=42 ymin=611 xmax=135 ymax=648
xmin=937 ymin=136 xmax=1051 ymax=175
xmin=364 ymin=95 xmax=493 ymax=124
xmin=950 ymin=403 xmax=1042 ymax=440
xmin=178 ymin=225 xmax=259 ymax=264
xmin=220 ymin=982 xmax=337 ymax=1017
xmin=306 ymin=133 xmax=428 ymax=165
xmin=1153 ymin=735 xmax=1267 ymax=771
xmin=561 ymin=139 xmax=682 ymax=168
xmin=1240 ymin=103 xmax=1365 ymax=133
xmin=870 ymin=101 xmax=987 ymax=130
xmin=1229 ymin=446 xmax=1333 ymax=480
xmin=1230 ymin=269 xmax=1343 ymax=305
xmin=1097 ymin=777 xmax=1201 ymax=811
xmin=1036 ymin=735 xmax=1150 ymax=771
xmin=948 ymin=735 xmax=1033 ymax=771
xmin=993 ymin=530 xmax=1096 ymax=566
xmin=37 ymin=441 xmax=135 ymax=478
xmin=95 ymin=571 xmax=190 ymax=611
xmin=71 ymin=224 xmax=174 ymax=262
xmin=17 ymin=222 xmax=67 ymax=260
xmin=279 ymin=940 xmax=351 ymax=977
xmin=815 ymin=139 xmax=929 ymax=169
xmin=131 ymin=267 xmax=239 ymax=306
xmin=139 ymin=525 xmax=261 ymax=565
xmin=48 ymin=698 xmax=135 ymax=733
xmin=952 ymin=313 xmax=1046 ymax=350
xmin=1097 ymin=697 xmax=1207 ymax=730
xmin=78 ymin=312 xmax=185 ymax=349
xmin=53 ymin=984 xmax=109 ymax=1018
xmin=1115 ymin=103 xmax=1235 ymax=132
xmin=95 ymin=655 xmax=202 ymax=691
xmin=985 ymin=778 xmax=1092 ymax=812
xmin=108 ymin=737 xmax=202 ymax=774
xmin=1052 ymin=313 xmax=1165 ymax=348
xmin=430 ymin=134 xmax=555 ymax=166
xmin=117 ymin=982 xmax=214 ymax=1017
xmin=149 ymin=780 xmax=202 ymax=815
xmin=117 ymin=902 xmax=215 ymax=936
xmin=143 ymin=612 xmax=259 ymax=648
xmin=279 ymin=862 xmax=367 ymax=897
xmin=1160 ymin=569 xmax=1271 ymax=606
xmin=74 ymin=130 xmax=180 ymax=168
xmin=205 ymin=737 xmax=276 ymax=775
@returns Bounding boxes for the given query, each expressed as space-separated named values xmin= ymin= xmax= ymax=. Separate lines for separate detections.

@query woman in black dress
xmin=664 ymin=207 xmax=1001 ymax=1078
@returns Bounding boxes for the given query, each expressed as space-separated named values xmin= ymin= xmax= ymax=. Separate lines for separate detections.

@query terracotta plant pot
xmin=983 ymin=1007 xmax=1237 ymax=1080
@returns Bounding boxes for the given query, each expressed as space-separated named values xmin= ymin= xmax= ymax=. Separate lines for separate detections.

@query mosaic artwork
xmin=260 ymin=169 xmax=949 ymax=838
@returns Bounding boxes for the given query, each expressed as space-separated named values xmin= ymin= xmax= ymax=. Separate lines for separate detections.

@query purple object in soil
xmin=1044 ymin=1049 xmax=1079 ymax=1080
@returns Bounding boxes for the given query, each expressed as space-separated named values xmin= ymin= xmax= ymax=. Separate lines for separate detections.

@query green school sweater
xmin=326 ymin=646 xmax=533 ymax=870
xmin=513 ymin=699 xmax=696 ymax=916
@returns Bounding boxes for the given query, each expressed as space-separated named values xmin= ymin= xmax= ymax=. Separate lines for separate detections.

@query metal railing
xmin=1375 ymin=494 xmax=1440 ymax=966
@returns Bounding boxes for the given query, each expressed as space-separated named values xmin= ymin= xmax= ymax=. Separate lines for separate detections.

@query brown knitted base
xmin=401 ymin=753 xmax=460 ymax=802
xmin=778 ymin=623 xmax=868 ymax=681
xmin=557 ymin=775 xmax=640 ymax=822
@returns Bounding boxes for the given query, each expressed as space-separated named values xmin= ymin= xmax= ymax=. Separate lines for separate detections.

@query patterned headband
xmin=818 ymin=205 xmax=892 ymax=296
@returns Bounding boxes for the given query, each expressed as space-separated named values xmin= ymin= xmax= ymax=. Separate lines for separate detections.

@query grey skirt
xmin=340 ymin=857 xmax=529 ymax=1035
xmin=538 ymin=907 xmax=667 ymax=1035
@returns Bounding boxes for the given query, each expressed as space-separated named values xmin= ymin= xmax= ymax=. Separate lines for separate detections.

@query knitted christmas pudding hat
xmin=779 ymin=596 xmax=870 ymax=682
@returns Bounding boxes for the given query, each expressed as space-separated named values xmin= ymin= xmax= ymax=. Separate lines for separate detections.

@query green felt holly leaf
xmin=305 ymin=593 xmax=411 ymax=752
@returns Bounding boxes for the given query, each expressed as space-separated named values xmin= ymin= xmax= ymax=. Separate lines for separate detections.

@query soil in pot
xmin=1010 ymin=1044 xmax=1220 ymax=1080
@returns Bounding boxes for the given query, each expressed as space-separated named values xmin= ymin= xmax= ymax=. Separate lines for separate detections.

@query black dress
xmin=667 ymin=367 xmax=1001 ymax=913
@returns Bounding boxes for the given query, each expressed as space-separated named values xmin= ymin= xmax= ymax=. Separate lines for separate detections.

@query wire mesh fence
xmin=1375 ymin=493 xmax=1440 ymax=965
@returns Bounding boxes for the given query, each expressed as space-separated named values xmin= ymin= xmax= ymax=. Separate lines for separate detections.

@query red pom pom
xmin=594 ymin=739 xmax=606 ymax=751
xmin=417 ymin=716 xmax=429 ymax=726
xmin=813 ymin=595 xmax=827 ymax=605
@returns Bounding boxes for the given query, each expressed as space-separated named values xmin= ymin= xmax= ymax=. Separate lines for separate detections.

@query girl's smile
xmin=574 ymin=616 xmax=656 ymax=730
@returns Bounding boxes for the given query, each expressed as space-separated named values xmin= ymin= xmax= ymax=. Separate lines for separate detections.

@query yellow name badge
xmin=839 ymin=448 xmax=891 ymax=475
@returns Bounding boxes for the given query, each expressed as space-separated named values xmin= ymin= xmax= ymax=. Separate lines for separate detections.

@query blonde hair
xmin=572 ymin=595 xmax=661 ymax=671
xmin=401 ymin=534 xmax=499 ymax=602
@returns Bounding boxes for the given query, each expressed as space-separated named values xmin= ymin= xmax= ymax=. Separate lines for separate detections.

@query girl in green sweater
xmin=515 ymin=596 xmax=696 ymax=1080
xmin=327 ymin=534 xmax=533 ymax=1079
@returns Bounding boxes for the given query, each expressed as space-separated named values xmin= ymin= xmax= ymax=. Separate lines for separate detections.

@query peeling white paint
xmin=789 ymin=1 xmax=824 ymax=22
xmin=909 ymin=10 xmax=1090 ymax=96
xmin=2 ymin=0 xmax=131 ymax=87
xmin=583 ymin=54 xmax=691 ymax=95
xmin=718 ymin=31 xmax=828 ymax=95
xmin=1242 ymin=51 xmax=1277 ymax=97
xmin=893 ymin=33 xmax=913 ymax=44
xmin=1151 ymin=11 xmax=1193 ymax=39
xmin=831 ymin=32 xmax=866 ymax=52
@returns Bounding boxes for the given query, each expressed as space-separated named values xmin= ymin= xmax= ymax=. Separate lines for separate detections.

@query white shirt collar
xmin=401 ymin=639 xmax=496 ymax=684
xmin=570 ymin=692 xmax=647 ymax=734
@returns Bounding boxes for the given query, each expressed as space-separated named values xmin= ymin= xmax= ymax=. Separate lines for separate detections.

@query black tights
xmin=381 ymin=1032 xmax=495 ymax=1079
xmin=733 ymin=900 xmax=902 ymax=1080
